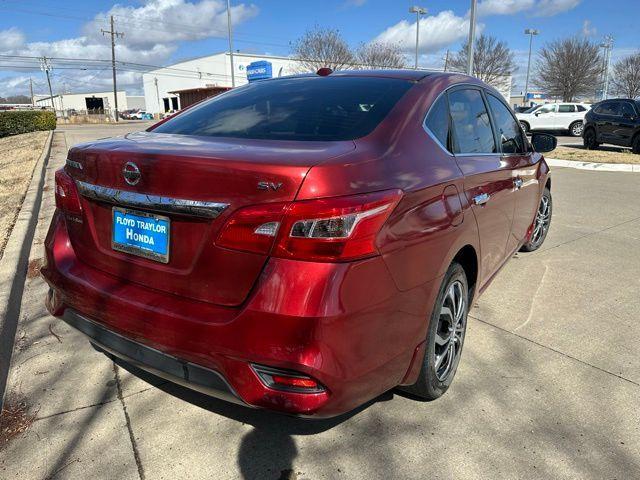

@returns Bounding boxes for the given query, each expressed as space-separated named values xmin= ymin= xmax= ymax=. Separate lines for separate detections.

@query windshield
xmin=153 ymin=76 xmax=414 ymax=141
xmin=523 ymin=105 xmax=540 ymax=114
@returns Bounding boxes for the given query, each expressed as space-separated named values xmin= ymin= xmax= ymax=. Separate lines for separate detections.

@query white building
xmin=35 ymin=90 xmax=129 ymax=113
xmin=142 ymin=52 xmax=300 ymax=115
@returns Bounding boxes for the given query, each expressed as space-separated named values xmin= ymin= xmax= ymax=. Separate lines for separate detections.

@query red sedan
xmin=43 ymin=70 xmax=555 ymax=417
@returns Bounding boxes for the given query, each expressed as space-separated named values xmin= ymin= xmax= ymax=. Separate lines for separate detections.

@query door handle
xmin=514 ymin=178 xmax=524 ymax=190
xmin=473 ymin=193 xmax=490 ymax=206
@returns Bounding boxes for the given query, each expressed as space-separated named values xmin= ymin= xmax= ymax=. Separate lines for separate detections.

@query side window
xmin=621 ymin=103 xmax=636 ymax=117
xmin=558 ymin=104 xmax=576 ymax=113
xmin=487 ymin=94 xmax=526 ymax=155
xmin=424 ymin=94 xmax=451 ymax=152
xmin=538 ymin=104 xmax=557 ymax=114
xmin=576 ymin=105 xmax=587 ymax=112
xmin=600 ymin=102 xmax=620 ymax=116
xmin=448 ymin=89 xmax=496 ymax=154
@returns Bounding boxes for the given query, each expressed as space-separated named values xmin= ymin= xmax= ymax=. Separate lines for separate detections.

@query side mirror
xmin=531 ymin=132 xmax=557 ymax=153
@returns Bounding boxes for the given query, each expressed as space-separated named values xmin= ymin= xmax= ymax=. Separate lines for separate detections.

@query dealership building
xmin=34 ymin=91 xmax=145 ymax=114
xmin=142 ymin=52 xmax=300 ymax=115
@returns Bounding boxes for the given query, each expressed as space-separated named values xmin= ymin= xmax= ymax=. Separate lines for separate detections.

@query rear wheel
xmin=583 ymin=128 xmax=599 ymax=150
xmin=569 ymin=121 xmax=584 ymax=137
xmin=520 ymin=187 xmax=552 ymax=252
xmin=632 ymin=134 xmax=640 ymax=154
xmin=400 ymin=262 xmax=468 ymax=400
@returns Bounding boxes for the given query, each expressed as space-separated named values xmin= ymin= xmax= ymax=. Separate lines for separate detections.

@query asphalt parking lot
xmin=2 ymin=124 xmax=639 ymax=480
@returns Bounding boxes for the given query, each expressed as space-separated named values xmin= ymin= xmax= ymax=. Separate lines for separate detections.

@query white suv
xmin=516 ymin=103 xmax=591 ymax=137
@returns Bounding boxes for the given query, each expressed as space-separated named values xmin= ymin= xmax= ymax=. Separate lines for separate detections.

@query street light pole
xmin=226 ymin=0 xmax=236 ymax=87
xmin=409 ymin=6 xmax=427 ymax=70
xmin=600 ymin=35 xmax=614 ymax=100
xmin=524 ymin=29 xmax=539 ymax=106
xmin=466 ymin=0 xmax=477 ymax=75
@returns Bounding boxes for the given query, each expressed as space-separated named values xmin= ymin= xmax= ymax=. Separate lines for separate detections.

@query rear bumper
xmin=43 ymin=211 xmax=437 ymax=417
xmin=60 ymin=307 xmax=245 ymax=407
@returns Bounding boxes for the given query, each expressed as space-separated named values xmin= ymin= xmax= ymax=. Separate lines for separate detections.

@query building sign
xmin=246 ymin=61 xmax=273 ymax=82
xmin=526 ymin=93 xmax=547 ymax=100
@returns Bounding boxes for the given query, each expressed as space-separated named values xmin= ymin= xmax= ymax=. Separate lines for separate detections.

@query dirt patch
xmin=0 ymin=395 xmax=37 ymax=451
xmin=550 ymin=145 xmax=639 ymax=164
xmin=26 ymin=257 xmax=44 ymax=279
xmin=0 ymin=131 xmax=49 ymax=261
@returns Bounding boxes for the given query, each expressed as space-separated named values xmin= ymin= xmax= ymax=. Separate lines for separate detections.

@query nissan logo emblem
xmin=123 ymin=162 xmax=141 ymax=186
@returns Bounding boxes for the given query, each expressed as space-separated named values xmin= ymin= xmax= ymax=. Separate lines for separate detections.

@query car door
xmin=448 ymin=87 xmax=516 ymax=284
xmin=556 ymin=104 xmax=577 ymax=129
xmin=485 ymin=93 xmax=540 ymax=253
xmin=531 ymin=104 xmax=557 ymax=130
xmin=615 ymin=102 xmax=638 ymax=146
xmin=597 ymin=101 xmax=621 ymax=142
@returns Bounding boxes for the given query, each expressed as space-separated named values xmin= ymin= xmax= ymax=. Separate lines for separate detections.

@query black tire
xmin=583 ymin=128 xmax=599 ymax=150
xmin=520 ymin=121 xmax=530 ymax=134
xmin=569 ymin=121 xmax=584 ymax=137
xmin=632 ymin=135 xmax=640 ymax=154
xmin=399 ymin=262 xmax=469 ymax=400
xmin=520 ymin=187 xmax=552 ymax=252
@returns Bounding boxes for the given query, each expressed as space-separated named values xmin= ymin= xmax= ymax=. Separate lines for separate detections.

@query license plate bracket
xmin=112 ymin=207 xmax=170 ymax=263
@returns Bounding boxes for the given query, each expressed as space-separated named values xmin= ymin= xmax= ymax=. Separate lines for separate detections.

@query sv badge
xmin=257 ymin=181 xmax=283 ymax=191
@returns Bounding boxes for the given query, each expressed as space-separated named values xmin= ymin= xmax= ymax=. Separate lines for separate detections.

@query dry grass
xmin=549 ymin=145 xmax=640 ymax=164
xmin=0 ymin=131 xmax=49 ymax=260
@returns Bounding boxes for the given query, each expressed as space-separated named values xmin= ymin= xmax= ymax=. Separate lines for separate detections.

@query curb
xmin=546 ymin=157 xmax=640 ymax=173
xmin=0 ymin=130 xmax=53 ymax=407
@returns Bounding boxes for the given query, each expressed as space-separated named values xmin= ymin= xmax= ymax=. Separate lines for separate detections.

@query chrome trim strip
xmin=66 ymin=158 xmax=83 ymax=170
xmin=76 ymin=180 xmax=229 ymax=219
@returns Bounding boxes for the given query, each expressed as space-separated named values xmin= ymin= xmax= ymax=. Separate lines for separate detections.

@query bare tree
xmin=611 ymin=53 xmax=640 ymax=99
xmin=355 ymin=42 xmax=406 ymax=69
xmin=449 ymin=34 xmax=517 ymax=85
xmin=291 ymin=27 xmax=355 ymax=72
xmin=535 ymin=37 xmax=603 ymax=102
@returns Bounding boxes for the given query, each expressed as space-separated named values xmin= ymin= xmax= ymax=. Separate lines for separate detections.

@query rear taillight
xmin=215 ymin=189 xmax=402 ymax=262
xmin=251 ymin=364 xmax=326 ymax=393
xmin=54 ymin=168 xmax=82 ymax=219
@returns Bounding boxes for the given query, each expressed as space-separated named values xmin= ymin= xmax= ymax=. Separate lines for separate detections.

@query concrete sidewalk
xmin=1 ymin=125 xmax=639 ymax=479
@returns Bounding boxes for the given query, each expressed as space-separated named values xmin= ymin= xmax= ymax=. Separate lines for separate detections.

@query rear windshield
xmin=153 ymin=76 xmax=413 ymax=141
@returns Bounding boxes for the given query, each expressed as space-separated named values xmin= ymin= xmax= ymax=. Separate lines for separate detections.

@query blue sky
xmin=1 ymin=0 xmax=638 ymax=97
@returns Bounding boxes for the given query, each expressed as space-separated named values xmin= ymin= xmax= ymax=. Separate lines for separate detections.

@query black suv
xmin=583 ymin=99 xmax=640 ymax=153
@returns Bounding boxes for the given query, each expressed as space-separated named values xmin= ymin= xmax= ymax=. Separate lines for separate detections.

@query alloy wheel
xmin=531 ymin=195 xmax=551 ymax=246
xmin=433 ymin=280 xmax=466 ymax=382
xmin=571 ymin=122 xmax=583 ymax=136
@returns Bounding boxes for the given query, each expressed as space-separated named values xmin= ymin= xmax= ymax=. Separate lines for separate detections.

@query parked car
xmin=43 ymin=71 xmax=555 ymax=417
xmin=583 ymin=98 xmax=640 ymax=153
xmin=516 ymin=102 xmax=591 ymax=137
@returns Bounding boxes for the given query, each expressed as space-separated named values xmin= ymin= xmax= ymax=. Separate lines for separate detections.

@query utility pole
xmin=226 ymin=0 xmax=236 ymax=87
xmin=524 ymin=29 xmax=539 ymax=106
xmin=102 ymin=16 xmax=124 ymax=121
xmin=443 ymin=49 xmax=450 ymax=72
xmin=29 ymin=77 xmax=34 ymax=106
xmin=40 ymin=57 xmax=55 ymax=112
xmin=466 ymin=0 xmax=477 ymax=75
xmin=154 ymin=77 xmax=162 ymax=114
xmin=600 ymin=35 xmax=614 ymax=100
xmin=409 ymin=6 xmax=427 ymax=70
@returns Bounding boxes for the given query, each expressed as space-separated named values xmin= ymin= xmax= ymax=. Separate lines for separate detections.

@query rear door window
xmin=424 ymin=94 xmax=451 ymax=152
xmin=153 ymin=76 xmax=413 ymax=141
xmin=448 ymin=89 xmax=497 ymax=154
xmin=558 ymin=104 xmax=576 ymax=113
xmin=621 ymin=103 xmax=636 ymax=117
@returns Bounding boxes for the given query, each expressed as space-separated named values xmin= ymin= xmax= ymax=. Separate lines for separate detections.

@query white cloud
xmin=0 ymin=27 xmax=26 ymax=51
xmin=582 ymin=20 xmax=596 ymax=37
xmin=478 ymin=0 xmax=580 ymax=17
xmin=374 ymin=10 xmax=479 ymax=54
xmin=0 ymin=1 xmax=258 ymax=96
xmin=478 ymin=0 xmax=535 ymax=16
xmin=534 ymin=0 xmax=582 ymax=17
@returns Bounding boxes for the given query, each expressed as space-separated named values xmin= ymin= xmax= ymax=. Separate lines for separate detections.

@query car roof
xmin=274 ymin=69 xmax=436 ymax=82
